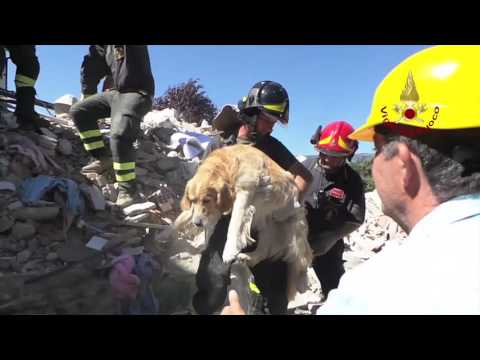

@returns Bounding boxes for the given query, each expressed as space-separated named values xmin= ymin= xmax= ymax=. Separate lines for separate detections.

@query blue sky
xmin=6 ymin=45 xmax=431 ymax=155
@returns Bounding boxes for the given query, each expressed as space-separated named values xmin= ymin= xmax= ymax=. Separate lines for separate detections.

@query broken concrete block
xmin=122 ymin=201 xmax=156 ymax=217
xmin=161 ymin=217 xmax=173 ymax=225
xmin=94 ymin=174 xmax=109 ymax=188
xmin=0 ymin=215 xmax=15 ymax=233
xmin=21 ymin=259 xmax=42 ymax=273
xmin=28 ymin=237 xmax=40 ymax=253
xmin=156 ymin=154 xmax=180 ymax=173
xmin=135 ymin=166 xmax=148 ymax=176
xmin=11 ymin=206 xmax=60 ymax=222
xmin=16 ymin=249 xmax=32 ymax=264
xmin=137 ymin=175 xmax=166 ymax=188
xmin=0 ymin=257 xmax=13 ymax=270
xmin=0 ymin=181 xmax=16 ymax=192
xmin=125 ymin=213 xmax=150 ymax=223
xmin=80 ymin=184 xmax=106 ymax=211
xmin=7 ymin=201 xmax=24 ymax=211
xmin=101 ymin=183 xmax=118 ymax=202
xmin=5 ymin=238 xmax=26 ymax=253
xmin=140 ymin=140 xmax=157 ymax=153
xmin=40 ymin=127 xmax=58 ymax=140
xmin=57 ymin=139 xmax=72 ymax=156
xmin=39 ymin=236 xmax=54 ymax=247
xmin=46 ymin=252 xmax=59 ymax=261
xmin=0 ymin=157 xmax=9 ymax=178
xmin=159 ymin=202 xmax=173 ymax=213
xmin=0 ymin=236 xmax=11 ymax=250
xmin=57 ymin=230 xmax=97 ymax=262
xmin=9 ymin=158 xmax=33 ymax=179
xmin=38 ymin=135 xmax=58 ymax=150
xmin=0 ymin=112 xmax=17 ymax=129
xmin=136 ymin=150 xmax=158 ymax=163
xmin=11 ymin=221 xmax=36 ymax=240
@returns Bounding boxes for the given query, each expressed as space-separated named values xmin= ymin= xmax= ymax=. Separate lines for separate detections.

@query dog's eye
xmin=202 ymin=199 xmax=210 ymax=205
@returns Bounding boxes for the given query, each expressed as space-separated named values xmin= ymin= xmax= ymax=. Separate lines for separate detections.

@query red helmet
xmin=316 ymin=121 xmax=358 ymax=157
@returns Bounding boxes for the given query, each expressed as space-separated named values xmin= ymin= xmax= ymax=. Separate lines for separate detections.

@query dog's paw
xmin=222 ymin=248 xmax=240 ymax=264
xmin=236 ymin=253 xmax=251 ymax=263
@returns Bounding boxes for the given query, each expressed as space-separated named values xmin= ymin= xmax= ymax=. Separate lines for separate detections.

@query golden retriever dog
xmin=171 ymin=144 xmax=313 ymax=301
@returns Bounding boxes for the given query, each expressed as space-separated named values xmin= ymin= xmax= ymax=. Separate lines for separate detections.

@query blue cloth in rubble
xmin=18 ymin=175 xmax=85 ymax=216
xmin=127 ymin=253 xmax=160 ymax=315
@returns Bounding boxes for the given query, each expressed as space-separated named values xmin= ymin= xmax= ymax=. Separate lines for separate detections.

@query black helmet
xmin=241 ymin=81 xmax=289 ymax=124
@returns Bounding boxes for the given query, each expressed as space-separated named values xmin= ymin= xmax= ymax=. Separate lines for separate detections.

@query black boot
xmin=14 ymin=87 xmax=48 ymax=131
xmin=116 ymin=181 xmax=140 ymax=208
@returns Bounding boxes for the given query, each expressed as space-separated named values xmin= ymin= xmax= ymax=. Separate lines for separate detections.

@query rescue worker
xmin=223 ymin=45 xmax=480 ymax=315
xmin=193 ymin=81 xmax=313 ymax=315
xmin=0 ymin=45 xmax=45 ymax=131
xmin=302 ymin=121 xmax=365 ymax=299
xmin=69 ymin=45 xmax=155 ymax=207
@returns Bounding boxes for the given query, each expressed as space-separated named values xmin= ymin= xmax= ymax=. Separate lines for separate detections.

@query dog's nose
xmin=193 ymin=219 xmax=203 ymax=227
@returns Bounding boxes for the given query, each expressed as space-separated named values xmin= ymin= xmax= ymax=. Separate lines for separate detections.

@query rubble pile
xmin=0 ymin=96 xmax=220 ymax=314
xmin=0 ymin=93 xmax=408 ymax=314
xmin=343 ymin=190 xmax=407 ymax=270
xmin=289 ymin=190 xmax=407 ymax=313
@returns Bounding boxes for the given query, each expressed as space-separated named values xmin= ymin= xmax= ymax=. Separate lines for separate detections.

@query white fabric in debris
xmin=169 ymin=131 xmax=213 ymax=160
xmin=141 ymin=109 xmax=179 ymax=131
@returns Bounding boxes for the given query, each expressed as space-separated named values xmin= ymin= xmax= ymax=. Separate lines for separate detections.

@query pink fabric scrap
xmin=109 ymin=255 xmax=141 ymax=300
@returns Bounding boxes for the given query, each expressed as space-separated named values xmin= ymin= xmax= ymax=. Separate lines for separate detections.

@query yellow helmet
xmin=350 ymin=45 xmax=480 ymax=141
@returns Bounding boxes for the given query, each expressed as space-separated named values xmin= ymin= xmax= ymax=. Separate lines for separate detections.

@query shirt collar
xmin=409 ymin=193 xmax=480 ymax=239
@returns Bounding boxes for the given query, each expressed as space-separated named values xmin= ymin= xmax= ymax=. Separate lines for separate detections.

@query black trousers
xmin=3 ymin=46 xmax=40 ymax=119
xmin=70 ymin=90 xmax=152 ymax=188
xmin=193 ymin=215 xmax=289 ymax=315
xmin=5 ymin=45 xmax=40 ymax=84
xmin=312 ymin=239 xmax=345 ymax=297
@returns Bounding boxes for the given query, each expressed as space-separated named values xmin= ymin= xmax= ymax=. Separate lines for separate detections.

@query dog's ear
xmin=180 ymin=182 xmax=192 ymax=210
xmin=217 ymin=183 xmax=234 ymax=214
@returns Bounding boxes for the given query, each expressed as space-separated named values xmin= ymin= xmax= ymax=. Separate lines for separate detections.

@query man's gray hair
xmin=377 ymin=126 xmax=480 ymax=203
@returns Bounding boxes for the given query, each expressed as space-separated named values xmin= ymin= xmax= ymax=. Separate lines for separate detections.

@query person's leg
xmin=251 ymin=260 xmax=289 ymax=315
xmin=192 ymin=215 xmax=231 ymax=314
xmin=7 ymin=45 xmax=42 ymax=130
xmin=109 ymin=91 xmax=152 ymax=207
xmin=70 ymin=92 xmax=113 ymax=172
xmin=312 ymin=239 xmax=345 ymax=297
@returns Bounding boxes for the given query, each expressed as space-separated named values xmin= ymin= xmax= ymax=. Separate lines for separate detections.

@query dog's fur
xmin=171 ymin=144 xmax=313 ymax=300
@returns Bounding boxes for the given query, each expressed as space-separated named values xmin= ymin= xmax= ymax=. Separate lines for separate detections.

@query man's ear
xmin=180 ymin=182 xmax=192 ymax=210
xmin=397 ymin=142 xmax=420 ymax=198
xmin=217 ymin=183 xmax=234 ymax=214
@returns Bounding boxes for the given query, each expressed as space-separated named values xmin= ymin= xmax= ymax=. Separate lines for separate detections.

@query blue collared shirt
xmin=317 ymin=193 xmax=480 ymax=314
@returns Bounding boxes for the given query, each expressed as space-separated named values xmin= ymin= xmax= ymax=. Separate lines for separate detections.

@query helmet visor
xmin=263 ymin=104 xmax=289 ymax=125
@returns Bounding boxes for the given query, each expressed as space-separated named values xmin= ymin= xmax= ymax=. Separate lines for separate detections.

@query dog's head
xmin=181 ymin=177 xmax=234 ymax=228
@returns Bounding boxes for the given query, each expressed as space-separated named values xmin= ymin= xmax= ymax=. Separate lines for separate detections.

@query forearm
xmin=309 ymin=221 xmax=361 ymax=256
xmin=290 ymin=162 xmax=313 ymax=201
xmin=294 ymin=175 xmax=310 ymax=201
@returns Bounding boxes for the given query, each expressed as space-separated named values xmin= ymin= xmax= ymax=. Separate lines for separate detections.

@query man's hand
xmin=221 ymin=290 xmax=246 ymax=315
xmin=289 ymin=162 xmax=313 ymax=201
